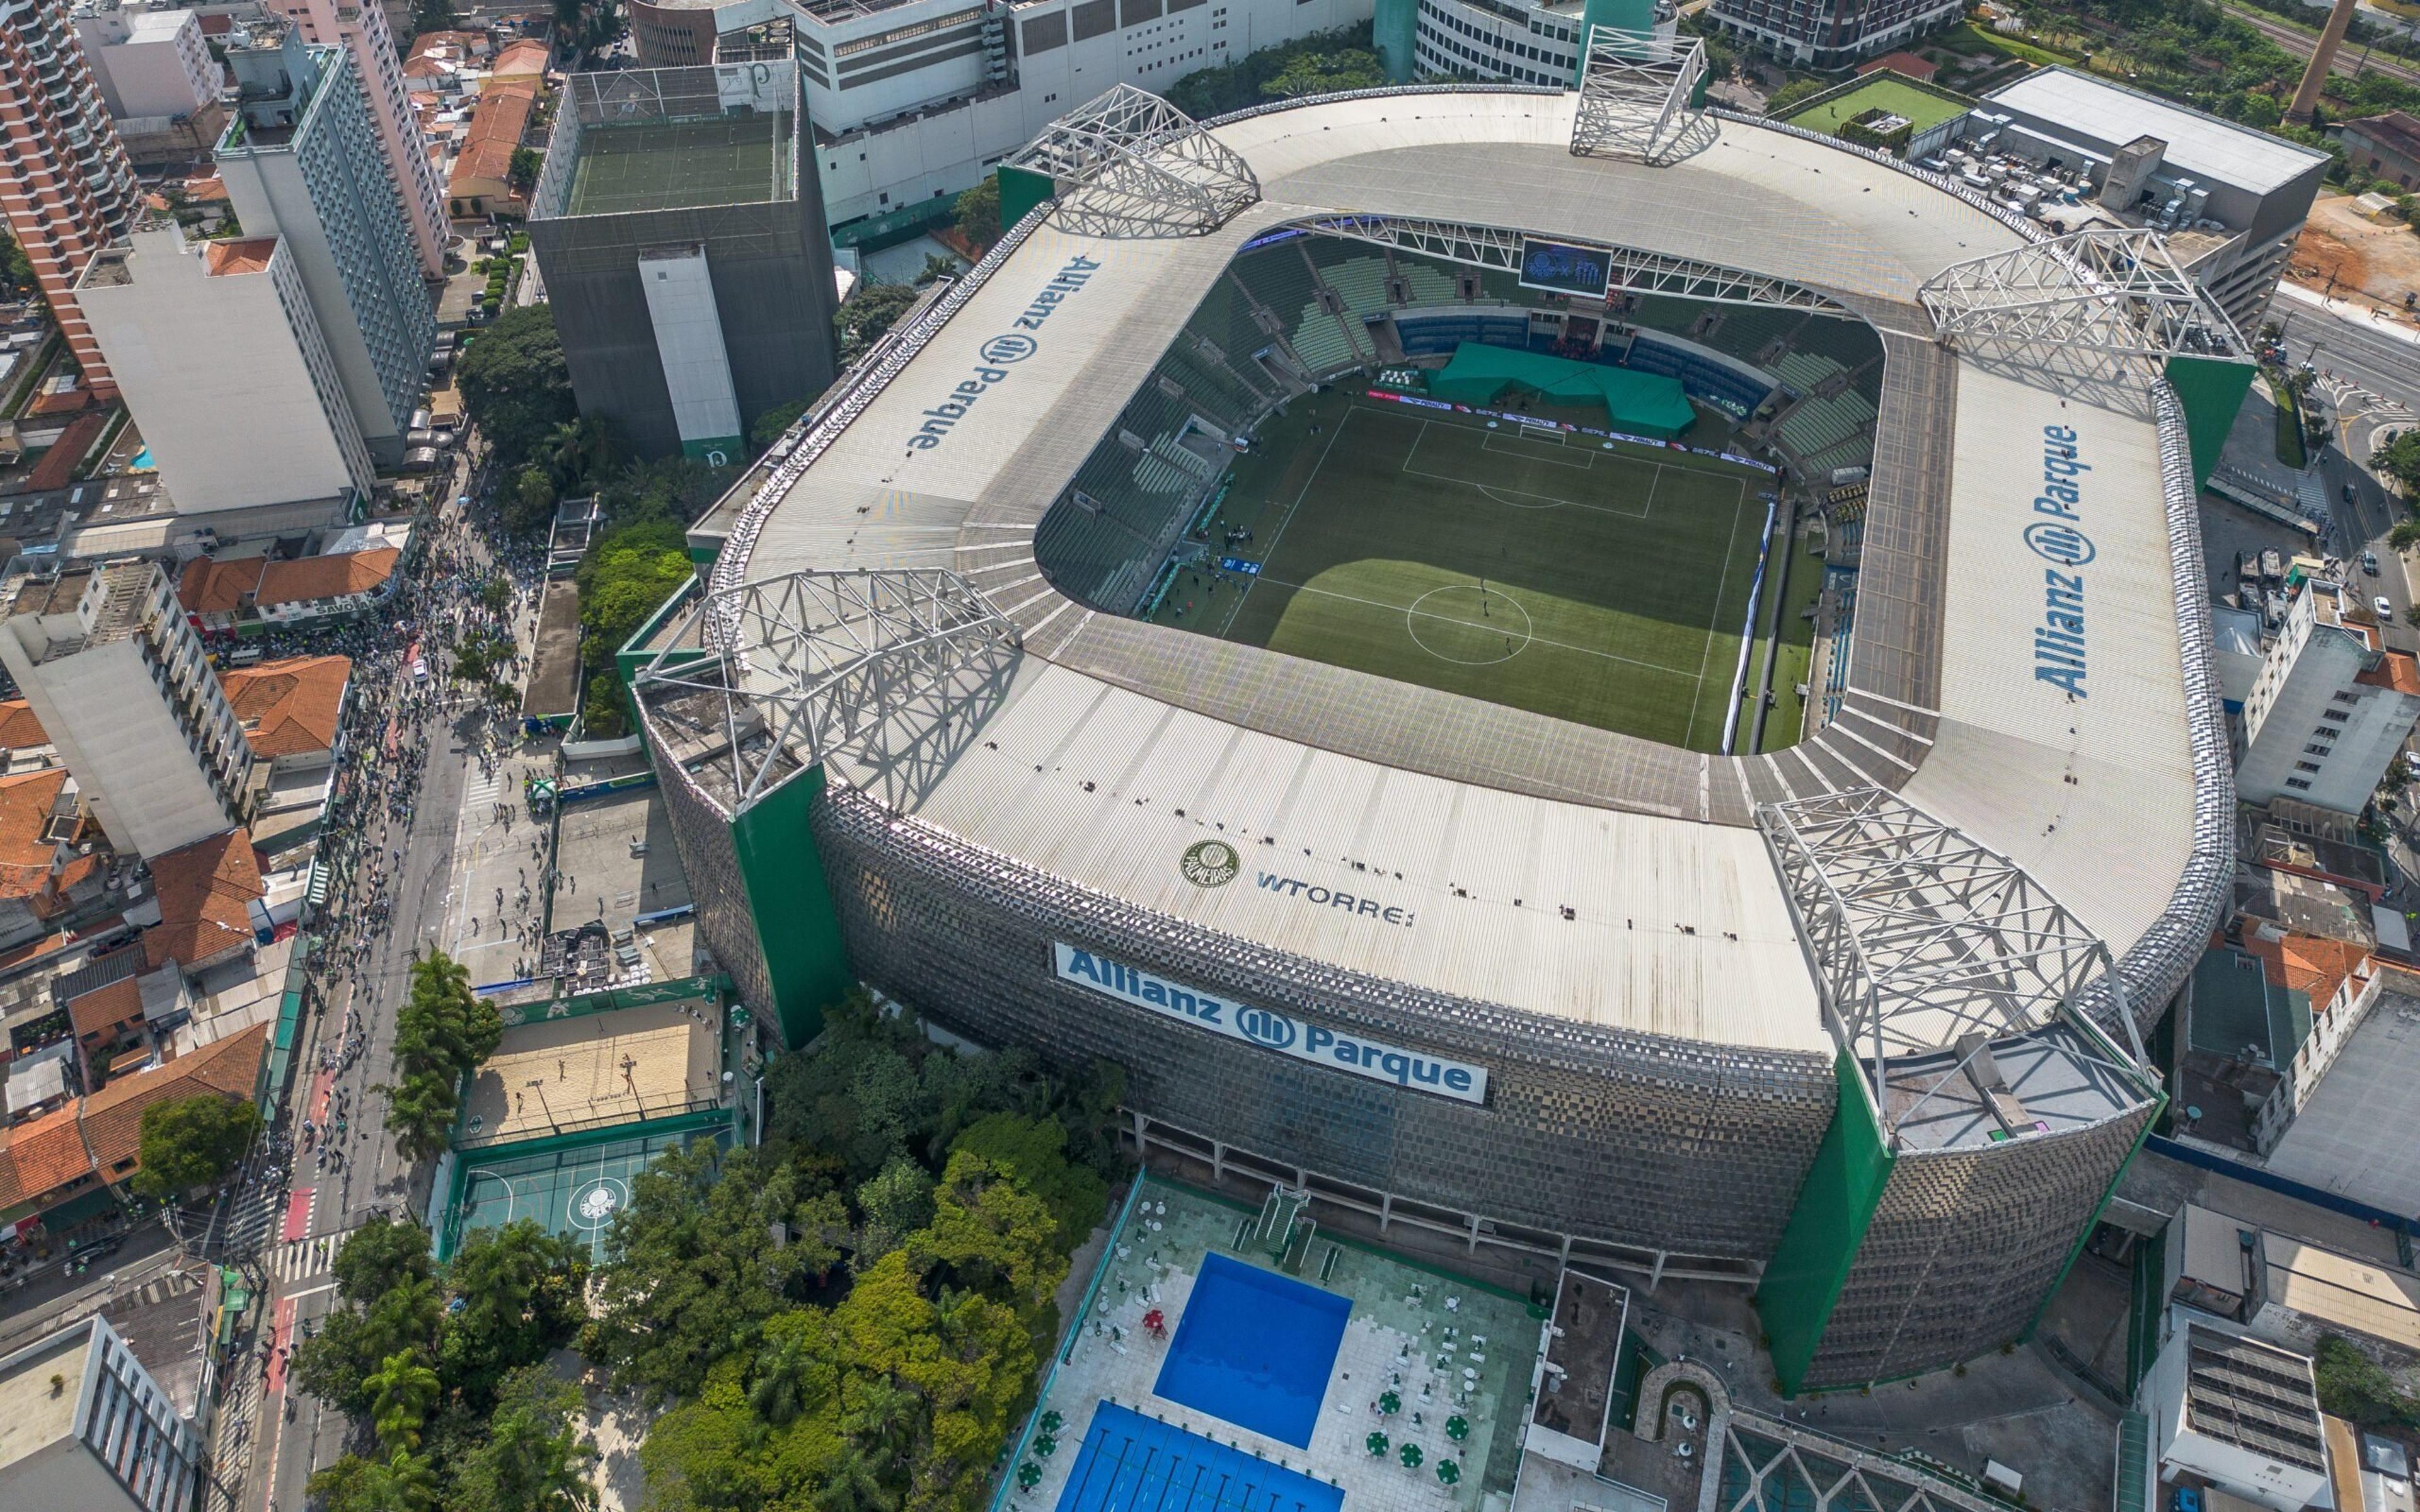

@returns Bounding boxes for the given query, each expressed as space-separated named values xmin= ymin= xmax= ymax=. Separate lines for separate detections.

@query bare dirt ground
xmin=2288 ymin=195 xmax=2420 ymax=322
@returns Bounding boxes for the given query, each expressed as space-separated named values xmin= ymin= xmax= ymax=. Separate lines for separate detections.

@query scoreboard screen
xmin=1518 ymin=238 xmax=1613 ymax=299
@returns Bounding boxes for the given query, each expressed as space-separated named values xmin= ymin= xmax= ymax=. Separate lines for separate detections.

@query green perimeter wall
xmin=1000 ymin=166 xmax=1056 ymax=231
xmin=1756 ymin=1048 xmax=1894 ymax=1395
xmin=730 ymin=763 xmax=852 ymax=1050
xmin=2164 ymin=357 xmax=2257 ymax=494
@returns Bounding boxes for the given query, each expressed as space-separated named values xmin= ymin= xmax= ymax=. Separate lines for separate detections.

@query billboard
xmin=1519 ymin=237 xmax=1615 ymax=299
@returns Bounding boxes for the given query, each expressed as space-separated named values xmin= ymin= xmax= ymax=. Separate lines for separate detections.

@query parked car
xmin=2365 ymin=551 xmax=2381 ymax=576
xmin=2378 ymin=595 xmax=2396 ymax=621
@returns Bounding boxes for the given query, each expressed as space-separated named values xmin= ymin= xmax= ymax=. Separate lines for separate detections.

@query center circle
xmin=571 ymin=1177 xmax=628 ymax=1229
xmin=1406 ymin=585 xmax=1535 ymax=665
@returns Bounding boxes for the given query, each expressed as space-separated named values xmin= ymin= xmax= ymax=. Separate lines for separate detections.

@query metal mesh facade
xmin=1804 ymin=1098 xmax=2152 ymax=1386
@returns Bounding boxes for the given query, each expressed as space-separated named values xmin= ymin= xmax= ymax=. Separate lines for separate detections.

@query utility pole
xmin=2290 ymin=0 xmax=2363 ymax=123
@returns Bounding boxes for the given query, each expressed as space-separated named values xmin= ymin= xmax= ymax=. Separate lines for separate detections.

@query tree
xmin=366 ymin=1348 xmax=443 ymax=1454
xmin=131 ymin=1094 xmax=258 ymax=1196
xmin=458 ymin=306 xmax=576 ymax=475
xmin=954 ymin=174 xmax=1002 ymax=251
xmin=852 ymin=1157 xmax=936 ymax=1271
xmin=444 ymin=1366 xmax=597 ymax=1512
xmin=381 ymin=952 xmax=503 ymax=1162
xmin=2238 ymin=90 xmax=2283 ymax=129
xmin=1260 ymin=46 xmax=1386 ymax=99
xmin=916 ymin=252 xmax=959 ymax=286
xmin=1165 ymin=21 xmax=1374 ymax=117
xmin=948 ymin=1113 xmax=1106 ymax=1251
xmin=509 ymin=147 xmax=544 ymax=194
xmin=434 ymin=1220 xmax=587 ymax=1412
xmin=2392 ymin=517 xmax=2420 ymax=552
xmin=583 ymin=1140 xmax=848 ymax=1400
xmin=542 ymin=415 xmax=621 ymax=495
xmin=2312 ymin=1334 xmax=2420 ymax=1426
xmin=2376 ymin=428 xmax=2420 ymax=498
xmin=1763 ymin=77 xmax=1831 ymax=115
xmin=751 ymin=396 xmax=814 ymax=454
xmin=835 ymin=282 xmax=924 ymax=366
xmin=333 ymin=1217 xmax=437 ymax=1303
xmin=292 ymin=1272 xmax=444 ymax=1416
xmin=0 ymin=226 xmax=36 ymax=300
xmin=509 ymin=466 xmax=557 ymax=536
xmin=570 ymin=512 xmax=692 ymax=738
xmin=407 ymin=0 xmax=459 ymax=38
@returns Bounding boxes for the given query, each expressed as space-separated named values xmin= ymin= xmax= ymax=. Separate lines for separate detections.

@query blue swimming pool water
xmin=1152 ymin=1252 xmax=1349 ymax=1448
xmin=130 ymin=447 xmax=154 ymax=470
xmin=1053 ymin=1401 xmax=1344 ymax=1512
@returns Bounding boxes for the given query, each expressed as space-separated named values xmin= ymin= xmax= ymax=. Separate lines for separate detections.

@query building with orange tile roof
xmin=219 ymin=656 xmax=351 ymax=767
xmin=489 ymin=38 xmax=550 ymax=78
xmin=175 ymin=556 xmax=267 ymax=631
xmin=0 ymin=770 xmax=107 ymax=953
xmin=447 ymin=76 xmax=539 ymax=218
xmin=142 ymin=830 xmax=263 ymax=973
xmin=253 ymin=548 xmax=401 ymax=624
xmin=66 ymin=974 xmax=142 ymax=1057
xmin=0 ymin=702 xmax=50 ymax=762
xmin=0 ymin=1105 xmax=100 ymax=1222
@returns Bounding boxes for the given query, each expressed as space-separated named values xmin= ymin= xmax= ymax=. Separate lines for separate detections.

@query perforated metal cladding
xmin=807 ymin=783 xmax=1836 ymax=1261
xmin=643 ymin=718 xmax=778 ymax=1014
xmin=1802 ymin=1100 xmax=2153 ymax=1387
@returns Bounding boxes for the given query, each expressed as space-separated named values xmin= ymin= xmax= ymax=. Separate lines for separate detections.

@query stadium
xmin=635 ymin=54 xmax=2244 ymax=1392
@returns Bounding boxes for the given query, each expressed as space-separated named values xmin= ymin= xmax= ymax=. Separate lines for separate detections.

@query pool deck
xmin=1015 ymin=1177 xmax=1544 ymax=1512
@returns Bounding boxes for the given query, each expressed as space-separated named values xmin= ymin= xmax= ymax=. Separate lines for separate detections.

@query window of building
xmin=2324 ymin=708 xmax=2351 ymax=722
xmin=2286 ymin=777 xmax=2313 ymax=790
xmin=2296 ymin=760 xmax=2322 ymax=772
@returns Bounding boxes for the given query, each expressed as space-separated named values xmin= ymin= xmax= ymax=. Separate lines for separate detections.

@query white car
xmin=2378 ymin=596 xmax=2397 ymax=622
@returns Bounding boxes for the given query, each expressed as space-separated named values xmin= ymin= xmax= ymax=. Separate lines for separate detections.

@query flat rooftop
xmin=560 ymin=113 xmax=795 ymax=217
xmin=1983 ymin=67 xmax=2330 ymax=195
xmin=458 ymin=997 xmax=719 ymax=1146
xmin=0 ymin=1325 xmax=88 ymax=1474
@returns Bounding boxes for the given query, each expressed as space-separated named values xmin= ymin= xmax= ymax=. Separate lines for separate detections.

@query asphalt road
xmin=2217 ymin=1 xmax=2420 ymax=89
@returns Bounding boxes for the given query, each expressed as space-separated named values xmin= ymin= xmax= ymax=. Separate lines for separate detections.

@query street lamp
xmin=526 ymin=1079 xmax=559 ymax=1133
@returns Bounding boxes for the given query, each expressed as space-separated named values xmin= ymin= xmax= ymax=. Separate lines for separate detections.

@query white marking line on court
xmin=1477 ymin=429 xmax=1597 ymax=469
xmin=1403 ymin=421 xmax=1655 ymax=517
xmin=1218 ymin=403 xmax=1355 ymax=638
xmin=1255 ymin=574 xmax=1700 ymax=679
xmin=1682 ymin=479 xmax=1753 ymax=751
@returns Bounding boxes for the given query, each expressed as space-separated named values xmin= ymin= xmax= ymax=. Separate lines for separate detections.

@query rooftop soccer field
xmin=562 ymin=113 xmax=794 ymax=217
xmin=1146 ymin=390 xmax=1772 ymax=752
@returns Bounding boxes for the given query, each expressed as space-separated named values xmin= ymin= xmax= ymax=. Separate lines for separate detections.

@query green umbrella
xmin=1018 ymin=1462 xmax=1043 ymax=1491
xmin=1366 ymin=1431 xmax=1390 ymax=1457
xmin=1445 ymin=1415 xmax=1470 ymax=1441
xmin=1437 ymin=1458 xmax=1462 ymax=1486
xmin=1400 ymin=1442 xmax=1424 ymax=1469
xmin=1035 ymin=1435 xmax=1057 ymax=1459
xmin=1039 ymin=1411 xmax=1063 ymax=1436
xmin=1378 ymin=1390 xmax=1402 ymax=1415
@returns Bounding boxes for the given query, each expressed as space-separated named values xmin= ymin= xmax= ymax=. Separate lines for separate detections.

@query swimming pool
xmin=130 ymin=447 xmax=154 ymax=471
xmin=1153 ymin=1252 xmax=1350 ymax=1448
xmin=1053 ymin=1401 xmax=1344 ymax=1512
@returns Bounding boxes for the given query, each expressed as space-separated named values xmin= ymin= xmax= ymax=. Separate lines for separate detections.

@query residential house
xmin=0 ymin=770 xmax=108 ymax=954
xmin=0 ymin=702 xmax=52 ymax=770
xmin=142 ymin=830 xmax=263 ymax=975
xmin=447 ymin=77 xmax=539 ymax=219
xmin=219 ymin=656 xmax=350 ymax=772
xmin=254 ymin=549 xmax=400 ymax=626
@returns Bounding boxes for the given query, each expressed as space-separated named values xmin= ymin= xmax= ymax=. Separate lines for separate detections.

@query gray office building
xmin=528 ymin=61 xmax=838 ymax=464
xmin=0 ymin=1315 xmax=204 ymax=1512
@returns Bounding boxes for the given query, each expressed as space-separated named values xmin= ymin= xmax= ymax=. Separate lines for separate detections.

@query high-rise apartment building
xmin=72 ymin=6 xmax=217 ymax=120
xmin=216 ymin=21 xmax=434 ymax=463
xmin=79 ymin=225 xmax=374 ymax=512
xmin=1707 ymin=0 xmax=1957 ymax=67
xmin=0 ymin=0 xmax=139 ymax=396
xmin=0 ymin=1315 xmax=204 ymax=1512
xmin=2237 ymin=577 xmax=2420 ymax=815
xmin=271 ymin=0 xmax=449 ymax=278
xmin=0 ymin=558 xmax=257 ymax=859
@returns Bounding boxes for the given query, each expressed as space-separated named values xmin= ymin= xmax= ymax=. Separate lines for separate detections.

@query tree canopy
xmin=132 ymin=1094 xmax=258 ymax=1196
xmin=457 ymin=305 xmax=577 ymax=477
xmin=954 ymin=173 xmax=1003 ymax=251
xmin=379 ymin=952 xmax=503 ymax=1160
xmin=835 ymin=282 xmax=924 ymax=367
xmin=1165 ymin=21 xmax=1376 ymax=117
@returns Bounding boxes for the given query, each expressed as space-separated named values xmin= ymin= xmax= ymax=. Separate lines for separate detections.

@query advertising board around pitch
xmin=1051 ymin=942 xmax=1489 ymax=1105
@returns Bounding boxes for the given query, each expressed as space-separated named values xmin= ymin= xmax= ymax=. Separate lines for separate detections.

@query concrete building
xmin=1376 ymin=0 xmax=1656 ymax=89
xmin=2237 ymin=578 xmax=2420 ymax=815
xmin=2140 ymin=1320 xmax=2329 ymax=1512
xmin=2337 ymin=111 xmax=2420 ymax=194
xmin=1962 ymin=69 xmax=2332 ymax=328
xmin=270 ymin=0 xmax=452 ymax=278
xmin=0 ymin=1315 xmax=202 ymax=1512
xmin=76 ymin=226 xmax=372 ymax=513
xmin=1707 ymin=0 xmax=1954 ymax=69
xmin=0 ymin=0 xmax=141 ymax=396
xmin=72 ymin=6 xmax=217 ymax=119
xmin=0 ymin=559 xmax=255 ymax=860
xmin=527 ymin=62 xmax=836 ymax=462
xmin=2262 ymin=971 xmax=2420 ymax=1218
xmin=216 ymin=21 xmax=436 ymax=464
xmin=2165 ymin=1200 xmax=2420 ymax=1374
xmin=663 ymin=0 xmax=1368 ymax=241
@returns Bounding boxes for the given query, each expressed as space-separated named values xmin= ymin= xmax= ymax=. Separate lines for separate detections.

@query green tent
xmin=1427 ymin=342 xmax=1696 ymax=438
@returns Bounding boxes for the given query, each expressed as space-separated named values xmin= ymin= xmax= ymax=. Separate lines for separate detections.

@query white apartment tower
xmin=0 ymin=1315 xmax=204 ymax=1512
xmin=271 ymin=0 xmax=449 ymax=278
xmin=2237 ymin=577 xmax=2420 ymax=815
xmin=0 ymin=558 xmax=256 ymax=859
xmin=72 ymin=6 xmax=218 ymax=120
xmin=78 ymin=226 xmax=374 ymax=512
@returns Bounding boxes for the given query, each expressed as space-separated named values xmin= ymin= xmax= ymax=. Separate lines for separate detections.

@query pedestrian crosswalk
xmin=267 ymin=1228 xmax=355 ymax=1285
xmin=462 ymin=767 xmax=505 ymax=812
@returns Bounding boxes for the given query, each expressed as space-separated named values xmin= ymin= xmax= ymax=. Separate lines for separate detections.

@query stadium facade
xmin=527 ymin=61 xmax=838 ymax=463
xmin=636 ymin=75 xmax=2242 ymax=1390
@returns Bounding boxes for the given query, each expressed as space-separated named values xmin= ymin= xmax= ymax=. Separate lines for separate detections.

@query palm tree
xmin=543 ymin=416 xmax=616 ymax=493
xmin=749 ymin=1334 xmax=814 ymax=1426
xmin=366 ymin=1348 xmax=441 ymax=1454
xmin=840 ymin=1377 xmax=920 ymax=1465
xmin=814 ymin=1446 xmax=896 ymax=1512
xmin=384 ymin=1447 xmax=441 ymax=1512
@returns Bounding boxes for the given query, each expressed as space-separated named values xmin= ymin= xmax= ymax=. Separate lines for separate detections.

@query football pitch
xmin=1148 ymin=392 xmax=1772 ymax=752
xmin=563 ymin=114 xmax=793 ymax=217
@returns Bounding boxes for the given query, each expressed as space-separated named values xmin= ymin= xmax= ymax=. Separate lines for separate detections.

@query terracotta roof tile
xmin=490 ymin=38 xmax=550 ymax=76
xmin=2356 ymin=650 xmax=2420 ymax=696
xmin=144 ymin=830 xmax=263 ymax=970
xmin=0 ymin=1105 xmax=94 ymax=1210
xmin=68 ymin=976 xmax=142 ymax=1041
xmin=219 ymin=656 xmax=350 ymax=759
xmin=79 ymin=1022 xmax=267 ymax=1176
xmin=253 ymin=548 xmax=399 ymax=609
xmin=0 ymin=700 xmax=47 ymax=752
xmin=448 ymin=79 xmax=538 ymax=197
xmin=0 ymin=769 xmax=67 ymax=899
xmin=178 ymin=556 xmax=264 ymax=616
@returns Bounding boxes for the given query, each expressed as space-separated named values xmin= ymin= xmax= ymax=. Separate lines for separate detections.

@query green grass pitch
xmin=563 ymin=114 xmax=793 ymax=217
xmin=1150 ymin=391 xmax=1771 ymax=752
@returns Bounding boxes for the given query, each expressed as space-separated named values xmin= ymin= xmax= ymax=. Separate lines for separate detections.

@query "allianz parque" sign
xmin=1051 ymin=942 xmax=1488 ymax=1106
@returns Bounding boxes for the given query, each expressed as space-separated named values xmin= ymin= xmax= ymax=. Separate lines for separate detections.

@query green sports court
xmin=438 ymin=1113 xmax=726 ymax=1261
xmin=562 ymin=113 xmax=794 ymax=217
xmin=1146 ymin=390 xmax=1773 ymax=752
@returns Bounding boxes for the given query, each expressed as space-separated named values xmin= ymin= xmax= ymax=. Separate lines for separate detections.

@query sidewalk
xmin=2277 ymin=277 xmax=2420 ymax=349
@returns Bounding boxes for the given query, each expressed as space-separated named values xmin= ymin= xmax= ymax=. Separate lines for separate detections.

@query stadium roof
xmin=712 ymin=91 xmax=2204 ymax=1055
